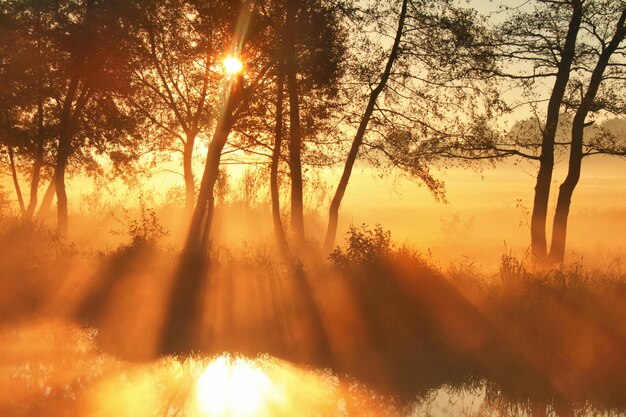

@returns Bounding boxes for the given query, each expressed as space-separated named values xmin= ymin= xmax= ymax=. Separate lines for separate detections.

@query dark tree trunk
xmin=56 ymin=75 xmax=80 ymax=237
xmin=549 ymin=11 xmax=626 ymax=264
xmin=28 ymin=96 xmax=45 ymax=220
xmin=27 ymin=6 xmax=45 ymax=220
xmin=285 ymin=0 xmax=305 ymax=246
xmin=8 ymin=147 xmax=26 ymax=216
xmin=160 ymin=81 xmax=239 ymax=355
xmin=323 ymin=0 xmax=408 ymax=253
xmin=36 ymin=177 xmax=56 ymax=218
xmin=186 ymin=112 xmax=235 ymax=253
xmin=529 ymin=1 xmax=582 ymax=263
xmin=271 ymin=64 xmax=288 ymax=251
xmin=54 ymin=0 xmax=93 ymax=237
xmin=183 ymin=131 xmax=196 ymax=218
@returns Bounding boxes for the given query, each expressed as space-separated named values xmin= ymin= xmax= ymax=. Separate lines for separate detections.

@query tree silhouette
xmin=498 ymin=0 xmax=584 ymax=262
xmin=0 ymin=0 xmax=57 ymax=220
xmin=549 ymin=5 xmax=626 ymax=263
xmin=44 ymin=0 xmax=138 ymax=235
xmin=322 ymin=0 xmax=496 ymax=251
xmin=128 ymin=0 xmax=227 ymax=217
xmin=444 ymin=0 xmax=626 ymax=264
xmin=323 ymin=0 xmax=408 ymax=252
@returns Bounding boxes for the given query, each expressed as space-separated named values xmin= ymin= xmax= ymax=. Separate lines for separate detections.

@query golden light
xmin=195 ymin=355 xmax=278 ymax=417
xmin=223 ymin=56 xmax=243 ymax=75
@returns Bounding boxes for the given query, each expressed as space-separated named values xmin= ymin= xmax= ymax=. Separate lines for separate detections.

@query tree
xmin=48 ymin=0 xmax=139 ymax=236
xmin=161 ymin=1 xmax=272 ymax=353
xmin=323 ymin=0 xmax=408 ymax=252
xmin=443 ymin=0 xmax=626 ymax=264
xmin=284 ymin=0 xmax=306 ymax=245
xmin=214 ymin=0 xmax=347 ymax=249
xmin=549 ymin=4 xmax=626 ymax=263
xmin=271 ymin=62 xmax=288 ymax=250
xmin=161 ymin=0 xmax=348 ymax=352
xmin=0 ymin=0 xmax=57 ymax=220
xmin=273 ymin=0 xmax=347 ymax=247
xmin=128 ymin=0 xmax=223 ymax=216
xmin=495 ymin=0 xmax=584 ymax=262
xmin=322 ymin=0 xmax=497 ymax=251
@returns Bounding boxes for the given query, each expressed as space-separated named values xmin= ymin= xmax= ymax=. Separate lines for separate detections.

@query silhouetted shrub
xmin=111 ymin=202 xmax=168 ymax=248
xmin=329 ymin=224 xmax=392 ymax=267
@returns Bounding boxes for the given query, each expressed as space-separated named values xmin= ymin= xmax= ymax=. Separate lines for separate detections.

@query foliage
xmin=111 ymin=199 xmax=169 ymax=247
xmin=127 ymin=207 xmax=168 ymax=247
xmin=329 ymin=224 xmax=392 ymax=267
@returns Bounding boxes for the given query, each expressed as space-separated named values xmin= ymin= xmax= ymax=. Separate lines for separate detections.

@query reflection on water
xmin=0 ymin=321 xmax=389 ymax=416
xmin=411 ymin=385 xmax=486 ymax=417
xmin=1 ymin=321 xmax=623 ymax=417
xmin=196 ymin=356 xmax=275 ymax=416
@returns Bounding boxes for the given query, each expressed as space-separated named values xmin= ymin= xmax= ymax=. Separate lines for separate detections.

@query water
xmin=1 ymin=321 xmax=623 ymax=417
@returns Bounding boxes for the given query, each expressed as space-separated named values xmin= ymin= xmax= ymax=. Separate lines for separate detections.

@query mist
xmin=2 ymin=0 xmax=626 ymax=416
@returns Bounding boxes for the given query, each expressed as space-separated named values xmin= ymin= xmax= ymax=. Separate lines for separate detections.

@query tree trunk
xmin=36 ymin=177 xmax=56 ymax=218
xmin=549 ymin=167 xmax=578 ymax=264
xmin=56 ymin=76 xmax=80 ymax=237
xmin=8 ymin=147 xmax=26 ymax=216
xmin=56 ymin=139 xmax=69 ymax=235
xmin=285 ymin=0 xmax=305 ymax=246
xmin=323 ymin=0 xmax=408 ymax=253
xmin=529 ymin=1 xmax=582 ymax=263
xmin=55 ymin=0 xmax=93 ymax=237
xmin=183 ymin=132 xmax=196 ymax=218
xmin=159 ymin=120 xmax=233 ymax=355
xmin=27 ymin=5 xmax=45 ymax=220
xmin=549 ymin=11 xmax=626 ymax=264
xmin=530 ymin=165 xmax=553 ymax=262
xmin=186 ymin=114 xmax=234 ymax=253
xmin=27 ymin=107 xmax=44 ymax=220
xmin=271 ymin=64 xmax=288 ymax=252
xmin=160 ymin=81 xmax=239 ymax=355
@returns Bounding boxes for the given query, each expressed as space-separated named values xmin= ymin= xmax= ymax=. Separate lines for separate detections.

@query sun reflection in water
xmin=195 ymin=355 xmax=281 ymax=417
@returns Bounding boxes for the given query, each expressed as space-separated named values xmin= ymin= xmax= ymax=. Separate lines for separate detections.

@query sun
xmin=195 ymin=355 xmax=276 ymax=416
xmin=223 ymin=56 xmax=243 ymax=75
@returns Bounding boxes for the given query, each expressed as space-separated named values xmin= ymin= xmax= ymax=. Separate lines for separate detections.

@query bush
xmin=111 ymin=201 xmax=168 ymax=248
xmin=329 ymin=224 xmax=392 ymax=267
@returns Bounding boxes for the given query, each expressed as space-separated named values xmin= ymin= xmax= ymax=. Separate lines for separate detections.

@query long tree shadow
xmin=159 ymin=244 xmax=334 ymax=368
xmin=11 ymin=235 xmax=626 ymax=412
xmin=74 ymin=244 xmax=175 ymax=361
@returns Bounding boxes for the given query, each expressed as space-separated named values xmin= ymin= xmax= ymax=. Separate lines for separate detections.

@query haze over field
xmin=1 ymin=0 xmax=626 ymax=416
xmin=8 ymin=155 xmax=622 ymax=269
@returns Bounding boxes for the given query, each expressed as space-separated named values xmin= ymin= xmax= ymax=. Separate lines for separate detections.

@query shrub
xmin=329 ymin=224 xmax=392 ymax=267
xmin=111 ymin=201 xmax=168 ymax=248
